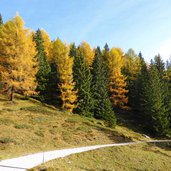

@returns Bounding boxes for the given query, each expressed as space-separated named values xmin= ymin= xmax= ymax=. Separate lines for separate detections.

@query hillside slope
xmin=0 ymin=94 xmax=170 ymax=171
xmin=35 ymin=143 xmax=171 ymax=171
xmin=0 ymin=94 xmax=147 ymax=160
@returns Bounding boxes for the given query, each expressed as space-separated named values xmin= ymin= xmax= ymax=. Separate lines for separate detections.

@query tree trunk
xmin=9 ymin=86 xmax=14 ymax=101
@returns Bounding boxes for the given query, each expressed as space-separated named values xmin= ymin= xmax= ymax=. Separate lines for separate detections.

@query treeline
xmin=0 ymin=15 xmax=171 ymax=136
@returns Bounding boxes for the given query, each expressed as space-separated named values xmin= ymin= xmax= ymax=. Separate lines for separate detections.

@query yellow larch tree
xmin=0 ymin=15 xmax=38 ymax=101
xmin=51 ymin=38 xmax=77 ymax=112
xmin=41 ymin=29 xmax=51 ymax=62
xmin=107 ymin=48 xmax=128 ymax=108
xmin=123 ymin=49 xmax=141 ymax=81
xmin=79 ymin=41 xmax=94 ymax=66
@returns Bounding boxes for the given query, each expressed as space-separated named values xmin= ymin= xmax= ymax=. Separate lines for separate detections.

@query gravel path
xmin=0 ymin=140 xmax=170 ymax=171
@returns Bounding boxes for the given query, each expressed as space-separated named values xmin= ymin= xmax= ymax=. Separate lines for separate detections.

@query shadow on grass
xmin=82 ymin=119 xmax=132 ymax=143
xmin=115 ymin=109 xmax=152 ymax=137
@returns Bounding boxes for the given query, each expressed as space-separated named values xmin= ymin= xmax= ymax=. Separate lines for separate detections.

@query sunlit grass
xmin=0 ymin=93 xmax=146 ymax=160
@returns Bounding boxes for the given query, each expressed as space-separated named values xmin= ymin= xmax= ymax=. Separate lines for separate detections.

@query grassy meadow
xmin=0 ymin=93 xmax=170 ymax=171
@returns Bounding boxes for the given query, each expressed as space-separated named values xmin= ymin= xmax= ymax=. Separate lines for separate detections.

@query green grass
xmin=32 ymin=143 xmax=171 ymax=171
xmin=0 ymin=93 xmax=147 ymax=160
xmin=1 ymin=93 xmax=170 ymax=171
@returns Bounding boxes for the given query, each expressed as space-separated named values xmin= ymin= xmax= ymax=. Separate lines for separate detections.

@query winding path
xmin=0 ymin=140 xmax=171 ymax=171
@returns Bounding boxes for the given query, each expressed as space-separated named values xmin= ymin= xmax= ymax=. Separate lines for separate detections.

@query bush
xmin=0 ymin=137 xmax=15 ymax=144
xmin=14 ymin=124 xmax=32 ymax=129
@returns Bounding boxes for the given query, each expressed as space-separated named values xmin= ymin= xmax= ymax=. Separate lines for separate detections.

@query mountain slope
xmin=0 ymin=93 xmax=146 ymax=160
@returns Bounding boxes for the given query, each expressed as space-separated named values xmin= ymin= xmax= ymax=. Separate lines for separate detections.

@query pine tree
xmin=164 ymin=59 xmax=171 ymax=130
xmin=0 ymin=15 xmax=37 ymax=101
xmin=46 ymin=62 xmax=61 ymax=105
xmin=0 ymin=14 xmax=3 ymax=26
xmin=92 ymin=47 xmax=116 ymax=127
xmin=168 ymin=70 xmax=171 ymax=128
xmin=33 ymin=29 xmax=51 ymax=102
xmin=142 ymin=65 xmax=169 ymax=135
xmin=72 ymin=45 xmax=94 ymax=117
xmin=51 ymin=39 xmax=77 ymax=112
xmin=104 ymin=43 xmax=110 ymax=52
xmin=108 ymin=48 xmax=128 ymax=108
xmin=154 ymin=54 xmax=165 ymax=76
xmin=69 ymin=43 xmax=77 ymax=58
xmin=136 ymin=57 xmax=149 ymax=114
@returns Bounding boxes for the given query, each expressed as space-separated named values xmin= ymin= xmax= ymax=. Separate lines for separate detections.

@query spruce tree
xmin=33 ymin=29 xmax=51 ymax=102
xmin=168 ymin=72 xmax=171 ymax=129
xmin=72 ymin=46 xmax=94 ymax=117
xmin=69 ymin=43 xmax=77 ymax=58
xmin=46 ymin=62 xmax=61 ymax=105
xmin=165 ymin=61 xmax=171 ymax=130
xmin=143 ymin=65 xmax=169 ymax=135
xmin=91 ymin=47 xmax=116 ymax=127
xmin=134 ymin=56 xmax=149 ymax=113
xmin=0 ymin=14 xmax=3 ymax=26
xmin=154 ymin=54 xmax=165 ymax=76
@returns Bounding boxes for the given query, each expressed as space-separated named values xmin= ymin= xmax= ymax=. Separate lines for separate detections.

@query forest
xmin=0 ymin=14 xmax=171 ymax=137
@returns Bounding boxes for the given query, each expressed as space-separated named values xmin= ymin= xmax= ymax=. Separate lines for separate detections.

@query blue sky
xmin=1 ymin=0 xmax=171 ymax=62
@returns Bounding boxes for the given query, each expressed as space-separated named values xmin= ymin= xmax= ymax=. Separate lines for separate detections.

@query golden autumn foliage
xmin=0 ymin=15 xmax=38 ymax=100
xmin=41 ymin=29 xmax=51 ymax=62
xmin=79 ymin=41 xmax=94 ymax=66
xmin=123 ymin=49 xmax=141 ymax=81
xmin=51 ymin=39 xmax=77 ymax=112
xmin=108 ymin=48 xmax=128 ymax=108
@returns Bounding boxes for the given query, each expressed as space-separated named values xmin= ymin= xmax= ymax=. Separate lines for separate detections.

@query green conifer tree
xmin=46 ymin=62 xmax=61 ymax=105
xmin=91 ymin=47 xmax=116 ymax=127
xmin=143 ymin=65 xmax=169 ymax=135
xmin=134 ymin=56 xmax=149 ymax=113
xmin=0 ymin=14 xmax=3 ymax=26
xmin=72 ymin=45 xmax=94 ymax=117
xmin=154 ymin=54 xmax=165 ymax=77
xmin=33 ymin=29 xmax=51 ymax=102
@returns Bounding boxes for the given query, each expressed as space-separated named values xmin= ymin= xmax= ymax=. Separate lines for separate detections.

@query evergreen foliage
xmin=72 ymin=45 xmax=94 ymax=117
xmin=142 ymin=65 xmax=169 ymax=135
xmin=91 ymin=47 xmax=116 ymax=127
xmin=136 ymin=57 xmax=149 ymax=113
xmin=0 ymin=13 xmax=171 ymax=136
xmin=153 ymin=54 xmax=165 ymax=76
xmin=46 ymin=62 xmax=61 ymax=105
xmin=33 ymin=29 xmax=51 ymax=102
xmin=0 ymin=14 xmax=3 ymax=25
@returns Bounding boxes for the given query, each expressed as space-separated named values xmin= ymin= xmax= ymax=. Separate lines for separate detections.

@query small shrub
xmin=62 ymin=131 xmax=71 ymax=142
xmin=49 ymin=129 xmax=56 ymax=135
xmin=14 ymin=124 xmax=32 ymax=129
xmin=35 ymin=131 xmax=44 ymax=137
xmin=66 ymin=116 xmax=82 ymax=123
xmin=0 ymin=137 xmax=15 ymax=144
xmin=0 ymin=118 xmax=14 ymax=125
xmin=20 ymin=106 xmax=56 ymax=115
xmin=2 ymin=108 xmax=15 ymax=112
xmin=76 ymin=126 xmax=92 ymax=133
xmin=31 ymin=117 xmax=48 ymax=123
